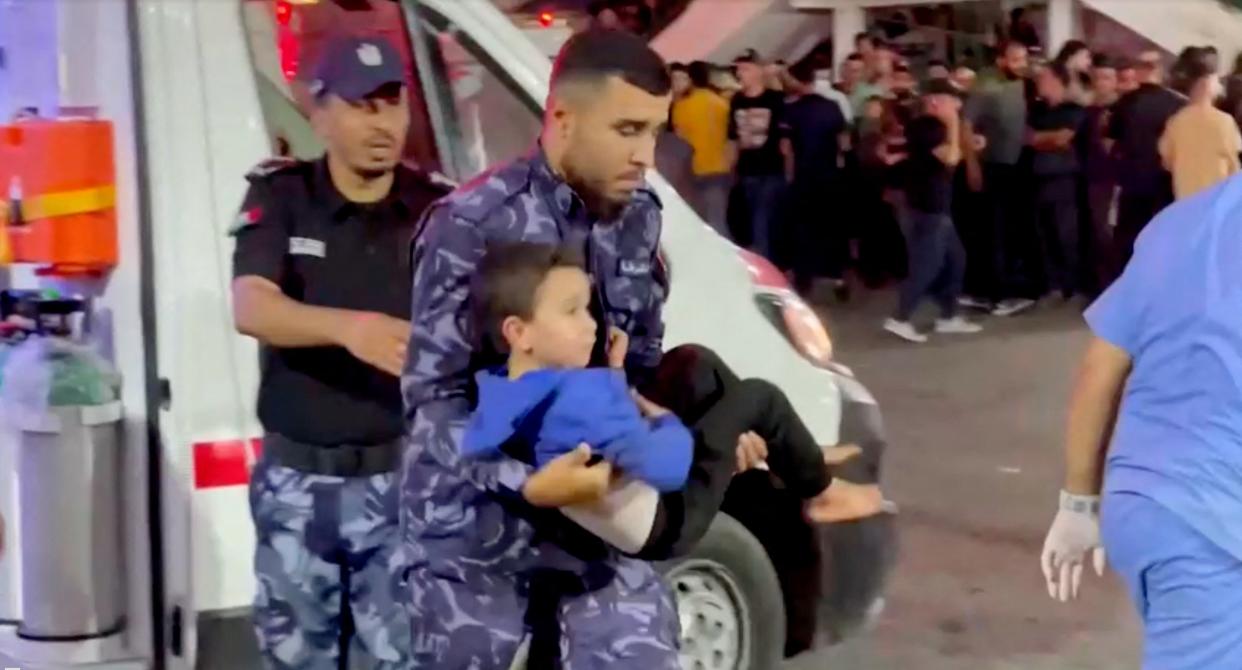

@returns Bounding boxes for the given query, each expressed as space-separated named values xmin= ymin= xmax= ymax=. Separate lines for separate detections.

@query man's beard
xmin=564 ymin=164 xmax=627 ymax=222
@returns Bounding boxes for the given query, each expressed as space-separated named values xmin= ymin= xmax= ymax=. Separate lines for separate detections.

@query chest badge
xmin=618 ymin=258 xmax=651 ymax=277
xmin=289 ymin=237 xmax=327 ymax=258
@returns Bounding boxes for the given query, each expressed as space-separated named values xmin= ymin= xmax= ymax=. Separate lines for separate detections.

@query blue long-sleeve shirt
xmin=464 ymin=367 xmax=692 ymax=492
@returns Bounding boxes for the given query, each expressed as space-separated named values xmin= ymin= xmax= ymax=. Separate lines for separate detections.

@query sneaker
xmin=992 ymin=298 xmax=1036 ymax=317
xmin=957 ymin=295 xmax=994 ymax=311
xmin=883 ymin=319 xmax=928 ymax=343
xmin=935 ymin=316 xmax=984 ymax=335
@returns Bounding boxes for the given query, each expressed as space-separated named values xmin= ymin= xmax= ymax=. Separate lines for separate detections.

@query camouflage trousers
xmin=250 ymin=455 xmax=412 ymax=670
xmin=406 ymin=557 xmax=681 ymax=670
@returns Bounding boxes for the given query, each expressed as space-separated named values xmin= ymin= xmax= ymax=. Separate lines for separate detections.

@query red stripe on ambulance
xmin=193 ymin=438 xmax=262 ymax=489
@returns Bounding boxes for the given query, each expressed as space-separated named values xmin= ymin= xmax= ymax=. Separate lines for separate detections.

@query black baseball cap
xmin=308 ymin=36 xmax=405 ymax=102
xmin=923 ymin=77 xmax=964 ymax=99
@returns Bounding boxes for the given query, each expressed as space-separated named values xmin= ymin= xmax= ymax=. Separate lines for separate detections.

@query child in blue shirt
xmin=464 ymin=241 xmax=881 ymax=557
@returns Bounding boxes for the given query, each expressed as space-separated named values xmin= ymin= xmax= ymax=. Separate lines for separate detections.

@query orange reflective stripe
xmin=24 ymin=185 xmax=116 ymax=220
xmin=0 ymin=201 xmax=10 ymax=263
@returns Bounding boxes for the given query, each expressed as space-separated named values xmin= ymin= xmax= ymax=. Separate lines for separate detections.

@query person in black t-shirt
xmin=229 ymin=37 xmax=443 ymax=669
xmin=1029 ymin=62 xmax=1087 ymax=300
xmin=729 ymin=49 xmax=790 ymax=262
xmin=781 ymin=60 xmax=848 ymax=295
xmin=1107 ymin=50 xmax=1184 ymax=272
xmin=883 ymin=79 xmax=983 ymax=344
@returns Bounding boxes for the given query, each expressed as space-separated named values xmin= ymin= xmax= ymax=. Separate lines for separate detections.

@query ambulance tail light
xmin=737 ymin=248 xmax=834 ymax=367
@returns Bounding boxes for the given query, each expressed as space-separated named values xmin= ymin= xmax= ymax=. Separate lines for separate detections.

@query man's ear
xmin=500 ymin=315 xmax=530 ymax=353
xmin=548 ymin=96 xmax=576 ymax=140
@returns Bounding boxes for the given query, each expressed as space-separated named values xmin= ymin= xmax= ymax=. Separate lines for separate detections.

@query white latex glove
xmin=1040 ymin=490 xmax=1107 ymax=602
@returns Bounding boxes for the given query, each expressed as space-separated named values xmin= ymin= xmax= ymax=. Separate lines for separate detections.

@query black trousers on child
xmin=524 ymin=345 xmax=832 ymax=668
xmin=634 ymin=344 xmax=831 ymax=560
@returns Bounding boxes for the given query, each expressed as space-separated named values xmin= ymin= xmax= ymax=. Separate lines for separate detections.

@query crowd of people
xmin=665 ymin=33 xmax=1242 ymax=343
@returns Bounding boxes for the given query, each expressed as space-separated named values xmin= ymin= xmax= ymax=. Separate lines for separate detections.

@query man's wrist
xmin=1060 ymin=489 xmax=1101 ymax=515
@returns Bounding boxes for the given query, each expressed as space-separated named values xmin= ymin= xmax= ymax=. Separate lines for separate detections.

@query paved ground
xmin=785 ymin=287 xmax=1142 ymax=670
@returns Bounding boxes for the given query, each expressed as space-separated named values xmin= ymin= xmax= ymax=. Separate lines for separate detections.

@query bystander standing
xmin=1159 ymin=54 xmax=1241 ymax=200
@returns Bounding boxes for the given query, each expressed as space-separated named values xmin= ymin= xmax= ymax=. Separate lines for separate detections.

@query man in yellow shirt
xmin=1160 ymin=56 xmax=1242 ymax=200
xmin=671 ymin=61 xmax=732 ymax=233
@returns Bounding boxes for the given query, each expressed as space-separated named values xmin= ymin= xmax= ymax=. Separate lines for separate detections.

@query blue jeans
xmin=895 ymin=210 xmax=965 ymax=322
xmin=692 ymin=174 xmax=732 ymax=238
xmin=739 ymin=175 xmax=786 ymax=261
xmin=1101 ymin=492 xmax=1242 ymax=670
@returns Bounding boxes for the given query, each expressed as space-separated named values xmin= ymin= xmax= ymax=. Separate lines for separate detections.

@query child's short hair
xmin=472 ymin=241 xmax=588 ymax=353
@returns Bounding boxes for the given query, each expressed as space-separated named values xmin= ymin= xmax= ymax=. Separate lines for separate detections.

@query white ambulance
xmin=0 ymin=1 xmax=894 ymax=668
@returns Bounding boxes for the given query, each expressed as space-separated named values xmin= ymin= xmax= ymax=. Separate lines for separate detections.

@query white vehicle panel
xmin=137 ymin=0 xmax=841 ymax=630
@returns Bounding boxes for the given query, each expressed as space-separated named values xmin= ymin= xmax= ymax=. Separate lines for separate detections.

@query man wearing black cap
xmin=230 ymin=35 xmax=447 ymax=669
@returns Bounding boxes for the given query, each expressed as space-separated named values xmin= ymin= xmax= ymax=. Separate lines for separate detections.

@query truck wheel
xmin=660 ymin=514 xmax=786 ymax=670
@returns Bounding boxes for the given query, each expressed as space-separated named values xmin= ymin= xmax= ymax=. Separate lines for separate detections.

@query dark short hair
xmin=1092 ymin=52 xmax=1116 ymax=70
xmin=855 ymin=32 xmax=874 ymax=45
xmin=472 ymin=242 xmax=588 ymax=353
xmin=894 ymin=64 xmax=911 ymax=75
xmin=1055 ymin=39 xmax=1090 ymax=66
xmin=846 ymin=53 xmax=864 ymax=63
xmin=669 ymin=62 xmax=687 ymax=73
xmin=1174 ymin=51 xmax=1215 ymax=84
xmin=551 ymin=29 xmax=671 ymax=97
xmin=789 ymin=60 xmax=817 ymax=85
xmin=687 ymin=60 xmax=712 ymax=88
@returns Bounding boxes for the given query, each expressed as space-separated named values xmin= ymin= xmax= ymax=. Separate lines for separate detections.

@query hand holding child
xmin=607 ymin=327 xmax=629 ymax=370
xmin=522 ymin=444 xmax=613 ymax=508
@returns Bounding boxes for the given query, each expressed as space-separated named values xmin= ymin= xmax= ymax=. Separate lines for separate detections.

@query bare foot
xmin=806 ymin=479 xmax=885 ymax=523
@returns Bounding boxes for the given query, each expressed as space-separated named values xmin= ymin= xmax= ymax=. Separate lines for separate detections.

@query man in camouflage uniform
xmin=231 ymin=36 xmax=445 ymax=669
xmin=402 ymin=30 xmax=694 ymax=669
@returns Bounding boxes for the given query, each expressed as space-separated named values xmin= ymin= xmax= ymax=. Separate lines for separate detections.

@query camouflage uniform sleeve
xmin=625 ymin=205 xmax=668 ymax=385
xmin=404 ymin=206 xmax=532 ymax=493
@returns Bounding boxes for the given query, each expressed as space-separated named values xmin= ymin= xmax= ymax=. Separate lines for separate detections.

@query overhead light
xmin=538 ymin=11 xmax=555 ymax=27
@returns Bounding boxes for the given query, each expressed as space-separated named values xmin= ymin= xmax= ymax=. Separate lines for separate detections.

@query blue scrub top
xmin=1088 ymin=174 xmax=1242 ymax=563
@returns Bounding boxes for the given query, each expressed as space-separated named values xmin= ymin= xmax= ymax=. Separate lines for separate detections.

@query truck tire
xmin=660 ymin=514 xmax=786 ymax=670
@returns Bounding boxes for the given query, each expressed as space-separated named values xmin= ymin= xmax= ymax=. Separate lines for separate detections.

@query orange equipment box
xmin=0 ymin=119 xmax=117 ymax=275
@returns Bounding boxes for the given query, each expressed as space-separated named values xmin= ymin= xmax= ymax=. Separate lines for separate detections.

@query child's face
xmin=508 ymin=267 xmax=597 ymax=369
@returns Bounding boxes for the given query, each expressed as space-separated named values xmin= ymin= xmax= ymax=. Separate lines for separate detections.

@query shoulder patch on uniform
xmin=229 ymin=205 xmax=264 ymax=235
xmin=246 ymin=156 xmax=301 ymax=180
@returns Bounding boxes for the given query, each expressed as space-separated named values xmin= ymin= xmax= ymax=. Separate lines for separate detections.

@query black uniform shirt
xmin=231 ymin=157 xmax=448 ymax=446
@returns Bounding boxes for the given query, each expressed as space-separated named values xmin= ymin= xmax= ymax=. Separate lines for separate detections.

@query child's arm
xmin=602 ymin=413 xmax=694 ymax=492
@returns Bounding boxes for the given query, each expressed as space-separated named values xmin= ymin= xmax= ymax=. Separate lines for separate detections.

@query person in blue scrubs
xmin=1041 ymin=173 xmax=1242 ymax=669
